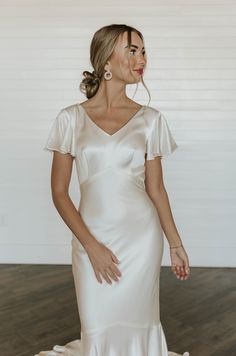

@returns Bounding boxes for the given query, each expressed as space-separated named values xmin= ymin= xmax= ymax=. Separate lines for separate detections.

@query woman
xmin=36 ymin=24 xmax=190 ymax=356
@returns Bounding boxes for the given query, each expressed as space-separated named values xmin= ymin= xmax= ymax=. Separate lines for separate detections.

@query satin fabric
xmin=36 ymin=103 xmax=189 ymax=356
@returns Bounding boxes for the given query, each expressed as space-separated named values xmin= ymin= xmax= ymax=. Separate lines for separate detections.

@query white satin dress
xmin=36 ymin=103 xmax=189 ymax=356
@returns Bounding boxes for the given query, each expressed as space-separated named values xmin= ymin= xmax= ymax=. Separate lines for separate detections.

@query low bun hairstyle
xmin=80 ymin=70 xmax=101 ymax=99
xmin=79 ymin=24 xmax=150 ymax=103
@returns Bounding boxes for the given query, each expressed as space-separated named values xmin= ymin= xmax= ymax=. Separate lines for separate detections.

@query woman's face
xmin=106 ymin=31 xmax=147 ymax=84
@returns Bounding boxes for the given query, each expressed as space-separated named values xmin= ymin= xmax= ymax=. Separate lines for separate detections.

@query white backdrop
xmin=0 ymin=0 xmax=235 ymax=266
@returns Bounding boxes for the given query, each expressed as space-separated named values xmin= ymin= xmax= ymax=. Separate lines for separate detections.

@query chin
xmin=128 ymin=77 xmax=142 ymax=84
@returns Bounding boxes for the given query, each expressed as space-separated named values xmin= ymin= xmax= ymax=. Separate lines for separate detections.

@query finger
xmin=111 ymin=265 xmax=122 ymax=277
xmin=185 ymin=266 xmax=190 ymax=274
xmin=107 ymin=268 xmax=119 ymax=282
xmin=95 ymin=270 xmax=103 ymax=284
xmin=171 ymin=263 xmax=179 ymax=272
xmin=101 ymin=270 xmax=112 ymax=285
xmin=181 ymin=267 xmax=189 ymax=276
xmin=182 ymin=268 xmax=190 ymax=279
xmin=111 ymin=253 xmax=121 ymax=264
xmin=176 ymin=266 xmax=183 ymax=278
xmin=175 ymin=265 xmax=180 ymax=272
xmin=174 ymin=267 xmax=180 ymax=277
xmin=184 ymin=262 xmax=190 ymax=274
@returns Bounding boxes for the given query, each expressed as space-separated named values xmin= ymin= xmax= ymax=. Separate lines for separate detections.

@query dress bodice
xmin=43 ymin=103 xmax=178 ymax=189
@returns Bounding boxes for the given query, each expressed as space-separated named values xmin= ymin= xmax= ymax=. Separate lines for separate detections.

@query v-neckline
xmin=77 ymin=103 xmax=145 ymax=138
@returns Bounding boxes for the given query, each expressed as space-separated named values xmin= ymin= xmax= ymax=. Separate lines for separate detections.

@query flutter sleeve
xmin=146 ymin=110 xmax=178 ymax=160
xmin=43 ymin=109 xmax=76 ymax=157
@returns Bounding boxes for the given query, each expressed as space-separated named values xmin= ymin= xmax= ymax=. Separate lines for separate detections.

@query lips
xmin=135 ymin=69 xmax=143 ymax=75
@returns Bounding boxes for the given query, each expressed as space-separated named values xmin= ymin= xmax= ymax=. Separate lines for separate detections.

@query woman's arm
xmin=49 ymin=151 xmax=122 ymax=284
xmin=144 ymin=156 xmax=182 ymax=248
xmin=50 ymin=151 xmax=96 ymax=251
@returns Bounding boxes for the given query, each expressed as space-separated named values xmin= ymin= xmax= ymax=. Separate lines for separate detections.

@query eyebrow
xmin=124 ymin=44 xmax=145 ymax=50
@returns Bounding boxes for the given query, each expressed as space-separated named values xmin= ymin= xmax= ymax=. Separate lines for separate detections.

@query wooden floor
xmin=0 ymin=264 xmax=235 ymax=356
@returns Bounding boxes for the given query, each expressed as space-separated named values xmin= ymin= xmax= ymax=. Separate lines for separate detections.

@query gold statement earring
xmin=104 ymin=70 xmax=112 ymax=80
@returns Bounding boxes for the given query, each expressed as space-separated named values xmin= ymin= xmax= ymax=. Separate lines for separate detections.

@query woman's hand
xmin=170 ymin=245 xmax=190 ymax=280
xmin=85 ymin=240 xmax=122 ymax=285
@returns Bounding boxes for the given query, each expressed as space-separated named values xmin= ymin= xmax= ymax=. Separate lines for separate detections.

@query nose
xmin=137 ymin=53 xmax=146 ymax=66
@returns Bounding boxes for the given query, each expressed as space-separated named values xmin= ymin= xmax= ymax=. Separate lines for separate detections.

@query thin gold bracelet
xmin=170 ymin=243 xmax=183 ymax=249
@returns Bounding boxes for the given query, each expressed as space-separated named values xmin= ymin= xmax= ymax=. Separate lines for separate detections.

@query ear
xmin=104 ymin=61 xmax=111 ymax=72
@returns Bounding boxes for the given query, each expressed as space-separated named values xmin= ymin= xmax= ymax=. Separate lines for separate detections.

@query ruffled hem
xmin=43 ymin=109 xmax=77 ymax=157
xmin=34 ymin=340 xmax=189 ymax=356
xmin=43 ymin=146 xmax=76 ymax=157
xmin=34 ymin=322 xmax=190 ymax=356
xmin=145 ymin=110 xmax=178 ymax=160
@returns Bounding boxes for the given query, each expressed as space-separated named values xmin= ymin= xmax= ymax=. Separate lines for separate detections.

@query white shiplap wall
xmin=0 ymin=0 xmax=235 ymax=266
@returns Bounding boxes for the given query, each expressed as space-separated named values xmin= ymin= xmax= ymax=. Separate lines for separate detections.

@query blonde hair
xmin=79 ymin=24 xmax=151 ymax=104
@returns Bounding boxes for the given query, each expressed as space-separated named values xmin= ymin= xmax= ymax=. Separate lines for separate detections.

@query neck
xmin=89 ymin=78 xmax=132 ymax=110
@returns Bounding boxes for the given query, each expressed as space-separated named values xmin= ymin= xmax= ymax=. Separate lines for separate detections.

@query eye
xmin=129 ymin=49 xmax=146 ymax=56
